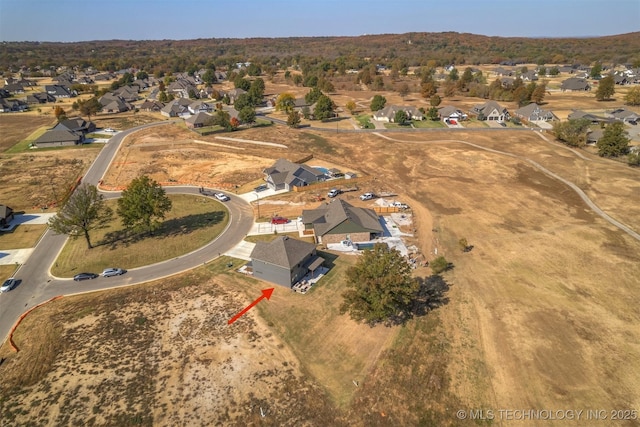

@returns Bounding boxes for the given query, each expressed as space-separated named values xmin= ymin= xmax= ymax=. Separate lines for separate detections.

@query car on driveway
xmin=74 ymin=272 xmax=99 ymax=281
xmin=360 ymin=192 xmax=375 ymax=201
xmin=1 ymin=278 xmax=18 ymax=292
xmin=254 ymin=184 xmax=268 ymax=192
xmin=214 ymin=193 xmax=230 ymax=201
xmin=102 ymin=268 xmax=125 ymax=277
xmin=271 ymin=216 xmax=289 ymax=225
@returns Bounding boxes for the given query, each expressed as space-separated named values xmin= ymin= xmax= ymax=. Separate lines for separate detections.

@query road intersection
xmin=0 ymin=122 xmax=255 ymax=346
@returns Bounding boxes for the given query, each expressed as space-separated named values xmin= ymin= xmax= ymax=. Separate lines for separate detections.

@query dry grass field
xmin=1 ymin=74 xmax=640 ymax=425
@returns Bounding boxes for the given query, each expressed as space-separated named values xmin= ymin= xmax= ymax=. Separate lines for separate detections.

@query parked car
xmin=327 ymin=189 xmax=340 ymax=198
xmin=214 ymin=192 xmax=230 ymax=201
xmin=73 ymin=272 xmax=99 ymax=281
xmin=449 ymin=119 xmax=457 ymax=125
xmin=271 ymin=216 xmax=289 ymax=225
xmin=0 ymin=277 xmax=18 ymax=293
xmin=102 ymin=268 xmax=125 ymax=277
xmin=254 ymin=184 xmax=268 ymax=192
xmin=104 ymin=128 xmax=115 ymax=132
xmin=392 ymin=201 xmax=410 ymax=209
xmin=360 ymin=192 xmax=375 ymax=201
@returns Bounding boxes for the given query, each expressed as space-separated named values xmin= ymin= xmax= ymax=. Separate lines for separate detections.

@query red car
xmin=271 ymin=216 xmax=289 ymax=224
xmin=449 ymin=119 xmax=457 ymax=125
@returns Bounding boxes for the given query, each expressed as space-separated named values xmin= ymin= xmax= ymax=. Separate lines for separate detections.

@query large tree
xmin=48 ymin=183 xmax=113 ymax=249
xmin=394 ymin=109 xmax=409 ymax=125
xmin=117 ymin=176 xmax=172 ymax=235
xmin=275 ymin=92 xmax=295 ymax=113
xmin=370 ymin=94 xmax=387 ymax=112
xmin=78 ymin=97 xmax=103 ymax=120
xmin=313 ymin=94 xmax=335 ymax=120
xmin=553 ymin=118 xmax=591 ymax=147
xmin=287 ymin=111 xmax=301 ymax=128
xmin=238 ymin=106 xmax=256 ymax=124
xmin=624 ymin=86 xmax=640 ymax=106
xmin=340 ymin=243 xmax=419 ymax=326
xmin=597 ymin=122 xmax=630 ymax=157
xmin=595 ymin=75 xmax=615 ymax=101
xmin=305 ymin=87 xmax=323 ymax=105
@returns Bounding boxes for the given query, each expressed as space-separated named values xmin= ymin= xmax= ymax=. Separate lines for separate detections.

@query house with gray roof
xmin=160 ymin=98 xmax=192 ymax=118
xmin=568 ymin=110 xmax=613 ymax=124
xmin=514 ymin=103 xmax=558 ymax=122
xmin=470 ymin=101 xmax=509 ymax=122
xmin=185 ymin=112 xmax=212 ymax=128
xmin=25 ymin=92 xmax=55 ymax=104
xmin=606 ymin=108 xmax=639 ymax=124
xmin=263 ymin=158 xmax=326 ymax=191
xmin=99 ymin=93 xmax=133 ymax=113
xmin=250 ymin=236 xmax=324 ymax=288
xmin=45 ymin=84 xmax=76 ymax=98
xmin=53 ymin=117 xmax=96 ymax=135
xmin=0 ymin=98 xmax=28 ymax=113
xmin=301 ymin=199 xmax=384 ymax=245
xmin=438 ymin=105 xmax=468 ymax=122
xmin=560 ymin=78 xmax=590 ymax=91
xmin=32 ymin=129 xmax=82 ymax=147
xmin=372 ymin=105 xmax=424 ymax=122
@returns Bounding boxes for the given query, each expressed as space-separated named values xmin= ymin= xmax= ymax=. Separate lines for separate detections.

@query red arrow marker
xmin=228 ymin=288 xmax=275 ymax=325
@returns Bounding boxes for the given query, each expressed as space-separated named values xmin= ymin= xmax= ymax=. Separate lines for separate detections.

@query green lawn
xmin=355 ymin=114 xmax=374 ymax=129
xmin=6 ymin=126 xmax=50 ymax=153
xmin=51 ymin=194 xmax=229 ymax=277
xmin=412 ymin=119 xmax=447 ymax=129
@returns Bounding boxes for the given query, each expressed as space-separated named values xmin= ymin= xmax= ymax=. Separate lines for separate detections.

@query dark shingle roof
xmin=33 ymin=130 xmax=81 ymax=145
xmin=250 ymin=236 xmax=316 ymax=269
xmin=302 ymin=199 xmax=383 ymax=237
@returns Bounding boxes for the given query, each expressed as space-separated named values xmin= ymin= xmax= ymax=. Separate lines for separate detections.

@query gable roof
xmin=33 ymin=129 xmax=81 ymax=145
xmin=0 ymin=205 xmax=13 ymax=219
xmin=250 ymin=236 xmax=316 ymax=269
xmin=264 ymin=158 xmax=325 ymax=188
xmin=185 ymin=111 xmax=212 ymax=125
xmin=514 ymin=103 xmax=557 ymax=121
xmin=438 ymin=105 xmax=467 ymax=118
xmin=561 ymin=77 xmax=590 ymax=91
xmin=54 ymin=117 xmax=94 ymax=133
xmin=301 ymin=199 xmax=383 ymax=237
xmin=472 ymin=100 xmax=507 ymax=116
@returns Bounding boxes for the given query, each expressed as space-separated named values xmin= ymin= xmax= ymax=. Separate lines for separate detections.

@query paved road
xmin=0 ymin=122 xmax=254 ymax=346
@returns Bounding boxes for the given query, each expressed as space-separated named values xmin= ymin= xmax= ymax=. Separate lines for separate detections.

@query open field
xmin=0 ymin=114 xmax=55 ymax=152
xmin=51 ymin=194 xmax=229 ymax=278
xmin=1 ymin=72 xmax=640 ymax=425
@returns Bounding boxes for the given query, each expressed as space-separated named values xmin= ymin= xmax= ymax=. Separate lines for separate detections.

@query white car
xmin=360 ymin=193 xmax=375 ymax=201
xmin=214 ymin=193 xmax=230 ymax=201
xmin=327 ymin=189 xmax=340 ymax=198
xmin=103 ymin=128 xmax=115 ymax=133
xmin=1 ymin=277 xmax=18 ymax=292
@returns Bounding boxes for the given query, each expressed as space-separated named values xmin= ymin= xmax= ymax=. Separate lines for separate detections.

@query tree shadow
xmin=98 ymin=211 xmax=225 ymax=250
xmin=383 ymin=275 xmax=451 ymax=327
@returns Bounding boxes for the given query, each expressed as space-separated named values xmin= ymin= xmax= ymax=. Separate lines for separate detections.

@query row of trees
xmin=553 ymin=119 xmax=635 ymax=164
xmin=49 ymin=176 xmax=173 ymax=249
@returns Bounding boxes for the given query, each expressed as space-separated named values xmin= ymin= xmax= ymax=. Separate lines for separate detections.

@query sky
xmin=0 ymin=0 xmax=638 ymax=42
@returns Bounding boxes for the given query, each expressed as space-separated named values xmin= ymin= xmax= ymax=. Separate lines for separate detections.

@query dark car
xmin=254 ymin=184 xmax=268 ymax=192
xmin=74 ymin=272 xmax=99 ymax=281
xmin=271 ymin=216 xmax=289 ymax=225
xmin=0 ymin=278 xmax=18 ymax=293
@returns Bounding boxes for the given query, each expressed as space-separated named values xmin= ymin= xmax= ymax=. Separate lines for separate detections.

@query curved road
xmin=0 ymin=122 xmax=254 ymax=345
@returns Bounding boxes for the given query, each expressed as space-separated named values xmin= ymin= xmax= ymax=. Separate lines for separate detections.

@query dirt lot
xmin=1 ymin=75 xmax=640 ymax=425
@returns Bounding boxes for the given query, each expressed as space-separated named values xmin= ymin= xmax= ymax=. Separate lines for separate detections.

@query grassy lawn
xmin=413 ymin=119 xmax=447 ymax=128
xmin=355 ymin=114 xmax=374 ymax=129
xmin=6 ymin=126 xmax=50 ymax=153
xmin=0 ymin=225 xmax=47 ymax=249
xmin=463 ymin=118 xmax=489 ymax=128
xmin=51 ymin=194 xmax=229 ymax=277
xmin=0 ymin=265 xmax=19 ymax=281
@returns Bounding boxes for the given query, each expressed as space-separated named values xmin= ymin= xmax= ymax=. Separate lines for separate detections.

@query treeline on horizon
xmin=1 ymin=32 xmax=640 ymax=74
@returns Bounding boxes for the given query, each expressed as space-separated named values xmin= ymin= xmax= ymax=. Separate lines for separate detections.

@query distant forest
xmin=2 ymin=32 xmax=640 ymax=74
